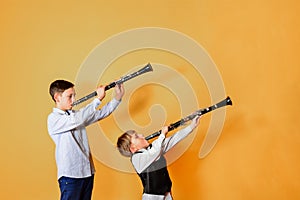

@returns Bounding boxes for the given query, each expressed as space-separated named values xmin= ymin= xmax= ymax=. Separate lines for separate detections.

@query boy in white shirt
xmin=47 ymin=79 xmax=124 ymax=200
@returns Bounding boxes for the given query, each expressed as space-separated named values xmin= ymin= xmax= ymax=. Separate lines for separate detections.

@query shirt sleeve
xmin=161 ymin=125 xmax=193 ymax=153
xmin=83 ymin=98 xmax=121 ymax=126
xmin=48 ymin=98 xmax=121 ymax=135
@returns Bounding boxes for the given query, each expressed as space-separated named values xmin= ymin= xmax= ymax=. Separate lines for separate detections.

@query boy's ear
xmin=130 ymin=145 xmax=137 ymax=153
xmin=54 ymin=93 xmax=61 ymax=103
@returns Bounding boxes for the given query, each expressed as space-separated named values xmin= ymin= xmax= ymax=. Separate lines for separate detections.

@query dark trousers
xmin=58 ymin=175 xmax=94 ymax=200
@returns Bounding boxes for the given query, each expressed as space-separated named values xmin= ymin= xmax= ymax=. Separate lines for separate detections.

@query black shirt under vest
xmin=135 ymin=153 xmax=172 ymax=195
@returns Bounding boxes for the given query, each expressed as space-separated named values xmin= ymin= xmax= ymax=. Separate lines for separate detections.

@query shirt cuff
xmin=111 ymin=98 xmax=122 ymax=107
xmin=157 ymin=133 xmax=166 ymax=141
xmin=93 ymin=98 xmax=101 ymax=107
xmin=113 ymin=97 xmax=122 ymax=103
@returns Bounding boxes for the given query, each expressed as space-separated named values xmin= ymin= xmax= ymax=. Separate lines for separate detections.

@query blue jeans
xmin=58 ymin=175 xmax=94 ymax=200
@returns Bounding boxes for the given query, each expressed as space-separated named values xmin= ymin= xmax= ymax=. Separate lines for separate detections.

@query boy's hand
xmin=96 ymin=85 xmax=106 ymax=101
xmin=161 ymin=126 xmax=169 ymax=136
xmin=191 ymin=115 xmax=201 ymax=129
xmin=114 ymin=83 xmax=125 ymax=101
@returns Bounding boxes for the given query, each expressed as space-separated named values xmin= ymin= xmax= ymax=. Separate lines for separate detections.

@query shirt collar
xmin=53 ymin=107 xmax=70 ymax=115
xmin=135 ymin=144 xmax=152 ymax=153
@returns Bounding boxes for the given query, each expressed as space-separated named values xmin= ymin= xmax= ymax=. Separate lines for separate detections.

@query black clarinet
xmin=72 ymin=63 xmax=153 ymax=106
xmin=145 ymin=96 xmax=233 ymax=140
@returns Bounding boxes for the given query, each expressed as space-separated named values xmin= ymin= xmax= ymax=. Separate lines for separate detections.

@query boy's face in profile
xmin=55 ymin=87 xmax=76 ymax=111
xmin=130 ymin=133 xmax=149 ymax=153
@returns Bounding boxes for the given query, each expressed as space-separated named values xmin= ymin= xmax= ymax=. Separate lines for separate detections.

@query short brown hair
xmin=117 ymin=130 xmax=136 ymax=157
xmin=49 ymin=80 xmax=74 ymax=102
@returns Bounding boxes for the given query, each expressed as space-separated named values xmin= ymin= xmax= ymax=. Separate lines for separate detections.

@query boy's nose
xmin=71 ymin=95 xmax=76 ymax=102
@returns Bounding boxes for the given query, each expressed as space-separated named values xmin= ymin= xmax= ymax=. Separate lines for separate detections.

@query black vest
xmin=136 ymin=155 xmax=172 ymax=195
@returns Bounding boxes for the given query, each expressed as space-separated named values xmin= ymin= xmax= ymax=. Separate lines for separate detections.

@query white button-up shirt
xmin=47 ymin=98 xmax=120 ymax=179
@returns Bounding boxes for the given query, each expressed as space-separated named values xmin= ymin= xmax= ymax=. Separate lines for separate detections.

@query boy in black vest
xmin=117 ymin=115 xmax=200 ymax=200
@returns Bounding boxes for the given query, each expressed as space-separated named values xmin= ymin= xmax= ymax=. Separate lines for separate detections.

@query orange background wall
xmin=1 ymin=0 xmax=299 ymax=199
